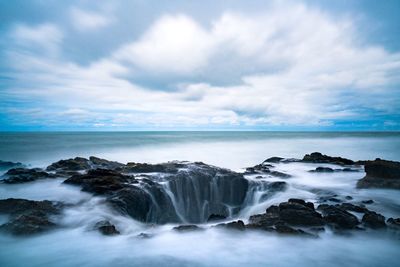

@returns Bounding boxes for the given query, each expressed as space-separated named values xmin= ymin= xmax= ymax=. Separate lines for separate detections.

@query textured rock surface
xmin=2 ymin=168 xmax=54 ymax=184
xmin=357 ymin=159 xmax=400 ymax=189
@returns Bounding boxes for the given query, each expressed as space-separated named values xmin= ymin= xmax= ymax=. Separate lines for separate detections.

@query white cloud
xmin=4 ymin=2 xmax=400 ymax=128
xmin=70 ymin=7 xmax=112 ymax=31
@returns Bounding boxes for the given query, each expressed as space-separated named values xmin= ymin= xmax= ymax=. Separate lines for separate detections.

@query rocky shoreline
xmin=0 ymin=152 xmax=399 ymax=237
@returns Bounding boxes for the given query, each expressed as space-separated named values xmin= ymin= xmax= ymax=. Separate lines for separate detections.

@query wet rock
xmin=309 ymin=167 xmax=334 ymax=173
xmin=362 ymin=211 xmax=386 ymax=229
xmin=89 ymin=156 xmax=125 ymax=170
xmin=0 ymin=160 xmax=23 ymax=171
xmin=342 ymin=168 xmax=360 ymax=172
xmin=336 ymin=203 xmax=369 ymax=213
xmin=46 ymin=157 xmax=91 ymax=172
xmin=387 ymin=218 xmax=400 ymax=230
xmin=173 ymin=225 xmax=202 ymax=232
xmin=207 ymin=214 xmax=227 ymax=222
xmin=249 ymin=199 xmax=324 ymax=229
xmin=216 ymin=220 xmax=245 ymax=231
xmin=269 ymin=171 xmax=291 ymax=178
xmin=94 ymin=220 xmax=120 ymax=235
xmin=0 ymin=198 xmax=62 ymax=235
xmin=244 ymin=163 xmax=291 ymax=178
xmin=361 ymin=200 xmax=374 ymax=205
xmin=357 ymin=159 xmax=400 ymax=189
xmin=63 ymin=169 xmax=134 ymax=195
xmin=345 ymin=196 xmax=353 ymax=200
xmin=318 ymin=204 xmax=359 ymax=229
xmin=263 ymin=157 xmax=284 ymax=163
xmin=123 ymin=162 xmax=185 ymax=173
xmin=1 ymin=168 xmax=54 ymax=184
xmin=302 ymin=152 xmax=354 ymax=165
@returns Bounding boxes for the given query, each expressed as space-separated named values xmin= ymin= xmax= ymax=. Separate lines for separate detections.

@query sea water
xmin=0 ymin=131 xmax=399 ymax=267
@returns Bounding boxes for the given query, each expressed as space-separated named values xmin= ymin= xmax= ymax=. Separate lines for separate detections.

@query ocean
xmin=0 ymin=131 xmax=399 ymax=267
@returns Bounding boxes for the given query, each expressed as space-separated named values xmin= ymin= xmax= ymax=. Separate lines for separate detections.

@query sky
xmin=0 ymin=0 xmax=399 ymax=131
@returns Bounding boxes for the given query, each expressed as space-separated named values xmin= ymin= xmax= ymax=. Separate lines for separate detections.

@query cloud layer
xmin=1 ymin=1 xmax=399 ymax=130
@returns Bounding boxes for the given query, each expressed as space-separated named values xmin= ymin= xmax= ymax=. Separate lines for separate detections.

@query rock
xmin=387 ymin=218 xmax=400 ymax=230
xmin=207 ymin=214 xmax=227 ymax=222
xmin=357 ymin=159 xmax=400 ymax=189
xmin=318 ymin=204 xmax=359 ymax=229
xmin=244 ymin=163 xmax=291 ymax=178
xmin=0 ymin=160 xmax=23 ymax=171
xmin=263 ymin=157 xmax=284 ymax=163
xmin=94 ymin=220 xmax=120 ymax=235
xmin=216 ymin=220 xmax=245 ymax=231
xmin=345 ymin=196 xmax=353 ymax=200
xmin=63 ymin=169 xmax=134 ymax=195
xmin=310 ymin=167 xmax=334 ymax=173
xmin=1 ymin=168 xmax=54 ymax=184
xmin=46 ymin=157 xmax=91 ymax=172
xmin=0 ymin=198 xmax=62 ymax=235
xmin=269 ymin=171 xmax=291 ymax=178
xmin=302 ymin=152 xmax=354 ymax=165
xmin=361 ymin=200 xmax=374 ymax=205
xmin=336 ymin=203 xmax=369 ymax=213
xmin=342 ymin=168 xmax=359 ymax=172
xmin=173 ymin=225 xmax=202 ymax=232
xmin=89 ymin=156 xmax=124 ymax=170
xmin=249 ymin=199 xmax=324 ymax=229
xmin=362 ymin=212 xmax=386 ymax=229
xmin=124 ymin=162 xmax=184 ymax=173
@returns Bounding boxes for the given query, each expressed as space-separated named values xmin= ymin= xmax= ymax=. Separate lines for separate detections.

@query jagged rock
xmin=249 ymin=199 xmax=324 ymax=229
xmin=336 ymin=203 xmax=369 ymax=213
xmin=46 ymin=157 xmax=91 ymax=172
xmin=357 ymin=159 xmax=400 ymax=189
xmin=362 ymin=200 xmax=374 ymax=204
xmin=89 ymin=156 xmax=125 ymax=170
xmin=309 ymin=167 xmax=334 ymax=173
xmin=94 ymin=220 xmax=120 ymax=235
xmin=123 ymin=162 xmax=185 ymax=173
xmin=263 ymin=157 xmax=284 ymax=163
xmin=63 ymin=169 xmax=134 ymax=195
xmin=216 ymin=220 xmax=245 ymax=231
xmin=173 ymin=225 xmax=202 ymax=232
xmin=387 ymin=218 xmax=400 ymax=230
xmin=318 ymin=204 xmax=359 ymax=229
xmin=244 ymin=163 xmax=291 ymax=178
xmin=362 ymin=212 xmax=386 ymax=229
xmin=207 ymin=214 xmax=227 ymax=222
xmin=1 ymin=168 xmax=54 ymax=183
xmin=269 ymin=171 xmax=291 ymax=178
xmin=0 ymin=160 xmax=23 ymax=171
xmin=0 ymin=198 xmax=62 ymax=235
xmin=302 ymin=152 xmax=354 ymax=165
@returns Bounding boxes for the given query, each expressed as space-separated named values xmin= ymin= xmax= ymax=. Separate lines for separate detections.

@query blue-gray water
xmin=0 ymin=131 xmax=399 ymax=267
xmin=1 ymin=131 xmax=400 ymax=169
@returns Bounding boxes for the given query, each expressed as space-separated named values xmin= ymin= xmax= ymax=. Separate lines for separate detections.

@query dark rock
xmin=336 ymin=203 xmax=369 ymax=213
xmin=302 ymin=152 xmax=354 ymax=165
xmin=0 ymin=198 xmax=62 ymax=235
xmin=345 ymin=196 xmax=353 ymax=200
xmin=328 ymin=198 xmax=342 ymax=203
xmin=46 ymin=157 xmax=91 ymax=172
xmin=269 ymin=171 xmax=291 ymax=178
xmin=64 ymin=169 xmax=133 ymax=195
xmin=318 ymin=204 xmax=359 ymax=229
xmin=89 ymin=156 xmax=125 ymax=170
xmin=263 ymin=157 xmax=284 ymax=163
xmin=387 ymin=218 xmax=400 ymax=230
xmin=0 ymin=160 xmax=23 ymax=171
xmin=207 ymin=214 xmax=227 ymax=222
xmin=137 ymin=233 xmax=153 ymax=238
xmin=310 ymin=167 xmax=334 ymax=173
xmin=173 ymin=225 xmax=201 ymax=232
xmin=2 ymin=168 xmax=54 ymax=184
xmin=124 ymin=162 xmax=184 ymax=173
xmin=362 ymin=212 xmax=386 ymax=229
xmin=357 ymin=159 xmax=400 ymax=189
xmin=216 ymin=220 xmax=245 ymax=231
xmin=342 ymin=168 xmax=359 ymax=172
xmin=288 ymin=198 xmax=314 ymax=209
xmin=361 ymin=200 xmax=374 ymax=205
xmin=94 ymin=220 xmax=120 ymax=235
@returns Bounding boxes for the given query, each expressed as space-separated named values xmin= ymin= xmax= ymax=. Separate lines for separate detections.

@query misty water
xmin=0 ymin=132 xmax=400 ymax=267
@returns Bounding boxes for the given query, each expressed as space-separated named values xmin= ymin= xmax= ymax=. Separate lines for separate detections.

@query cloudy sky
xmin=0 ymin=0 xmax=399 ymax=131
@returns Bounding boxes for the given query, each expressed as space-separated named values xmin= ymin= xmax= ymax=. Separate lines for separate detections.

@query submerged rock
xmin=1 ymin=168 xmax=54 ymax=184
xmin=94 ymin=220 xmax=120 ymax=235
xmin=357 ymin=159 xmax=400 ymax=189
xmin=309 ymin=167 xmax=335 ymax=173
xmin=0 ymin=198 xmax=62 ymax=235
xmin=216 ymin=220 xmax=246 ymax=231
xmin=173 ymin=225 xmax=202 ymax=232
xmin=302 ymin=152 xmax=354 ymax=165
